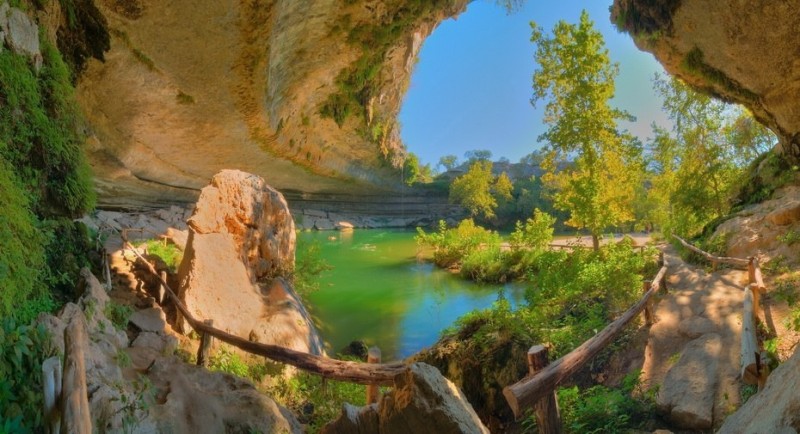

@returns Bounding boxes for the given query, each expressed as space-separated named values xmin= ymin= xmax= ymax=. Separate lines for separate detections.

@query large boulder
xmin=188 ymin=169 xmax=296 ymax=280
xmin=177 ymin=170 xmax=323 ymax=354
xmin=656 ymin=333 xmax=722 ymax=430
xmin=321 ymin=363 xmax=489 ymax=434
xmin=718 ymin=347 xmax=800 ymax=433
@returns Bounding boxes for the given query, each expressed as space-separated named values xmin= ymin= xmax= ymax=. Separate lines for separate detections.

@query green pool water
xmin=300 ymin=229 xmax=526 ymax=361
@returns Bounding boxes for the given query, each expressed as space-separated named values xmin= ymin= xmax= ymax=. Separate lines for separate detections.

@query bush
xmin=556 ymin=369 xmax=656 ymax=433
xmin=0 ymin=318 xmax=55 ymax=432
xmin=415 ymin=219 xmax=501 ymax=269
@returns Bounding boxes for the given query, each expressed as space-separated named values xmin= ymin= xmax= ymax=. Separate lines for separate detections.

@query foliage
xmin=778 ymin=229 xmax=800 ymax=245
xmin=111 ymin=375 xmax=155 ymax=434
xmin=531 ymin=11 xmax=642 ymax=248
xmin=508 ymin=209 xmax=556 ymax=251
xmin=105 ymin=302 xmax=133 ymax=331
xmin=0 ymin=319 xmax=54 ymax=433
xmin=415 ymin=219 xmax=500 ymax=269
xmin=402 ymin=152 xmax=432 ymax=185
xmin=293 ymin=238 xmax=333 ymax=298
xmin=449 ymin=160 xmax=514 ymax=221
xmin=555 ymin=370 xmax=656 ymax=433
xmin=464 ymin=149 xmax=493 ymax=163
xmin=438 ymin=154 xmax=458 ymax=171
xmin=646 ymin=74 xmax=776 ymax=238
xmin=269 ymin=365 xmax=367 ymax=433
xmin=0 ymin=41 xmax=96 ymax=320
xmin=136 ymin=239 xmax=183 ymax=272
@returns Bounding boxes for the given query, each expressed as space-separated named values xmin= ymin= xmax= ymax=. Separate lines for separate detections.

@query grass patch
xmin=105 ymin=301 xmax=133 ymax=330
xmin=136 ymin=239 xmax=183 ymax=272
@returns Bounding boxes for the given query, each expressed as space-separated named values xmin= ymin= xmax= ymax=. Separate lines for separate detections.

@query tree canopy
xmin=530 ymin=10 xmax=641 ymax=249
xmin=450 ymin=160 xmax=513 ymax=221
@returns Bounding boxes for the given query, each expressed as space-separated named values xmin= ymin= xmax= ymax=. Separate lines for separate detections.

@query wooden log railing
xmin=672 ymin=235 xmax=749 ymax=269
xmin=126 ymin=243 xmax=406 ymax=386
xmin=503 ymin=264 xmax=668 ymax=422
xmin=672 ymin=236 xmax=770 ymax=389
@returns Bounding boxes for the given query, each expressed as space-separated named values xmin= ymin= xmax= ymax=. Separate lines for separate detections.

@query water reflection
xmin=301 ymin=229 xmax=525 ymax=360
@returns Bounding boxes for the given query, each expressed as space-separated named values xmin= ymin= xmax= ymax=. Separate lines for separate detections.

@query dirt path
xmin=641 ymin=246 xmax=749 ymax=430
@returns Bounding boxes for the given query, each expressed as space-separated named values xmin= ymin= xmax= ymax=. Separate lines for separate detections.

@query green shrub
xmin=415 ymin=219 xmax=501 ymax=269
xmin=0 ymin=318 xmax=55 ymax=432
xmin=105 ymin=302 xmax=133 ymax=331
xmin=293 ymin=238 xmax=333 ymax=298
xmin=556 ymin=369 xmax=656 ymax=433
xmin=136 ymin=239 xmax=183 ymax=272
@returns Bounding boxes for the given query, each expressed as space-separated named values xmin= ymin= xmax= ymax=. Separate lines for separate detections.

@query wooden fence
xmin=502 ymin=260 xmax=668 ymax=431
xmin=673 ymin=235 xmax=769 ymax=388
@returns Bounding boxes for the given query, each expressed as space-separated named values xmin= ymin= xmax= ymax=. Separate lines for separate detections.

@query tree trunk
xmin=591 ymin=233 xmax=600 ymax=251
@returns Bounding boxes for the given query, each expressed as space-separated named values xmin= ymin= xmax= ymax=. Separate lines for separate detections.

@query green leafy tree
xmin=647 ymin=75 xmax=776 ymax=236
xmin=450 ymin=161 xmax=513 ymax=221
xmin=531 ymin=10 xmax=641 ymax=250
xmin=438 ymin=154 xmax=458 ymax=171
xmin=403 ymin=152 xmax=422 ymax=186
xmin=464 ymin=149 xmax=493 ymax=163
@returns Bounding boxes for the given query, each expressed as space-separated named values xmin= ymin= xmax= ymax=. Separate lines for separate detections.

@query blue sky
xmin=398 ymin=0 xmax=671 ymax=167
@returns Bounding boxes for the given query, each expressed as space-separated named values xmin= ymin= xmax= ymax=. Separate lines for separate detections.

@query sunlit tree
xmin=450 ymin=161 xmax=512 ymax=221
xmin=438 ymin=154 xmax=458 ymax=171
xmin=530 ymin=10 xmax=641 ymax=250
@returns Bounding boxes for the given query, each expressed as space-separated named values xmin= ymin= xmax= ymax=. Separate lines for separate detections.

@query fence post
xmin=748 ymin=257 xmax=756 ymax=284
xmin=197 ymin=319 xmax=214 ymax=367
xmin=366 ymin=346 xmax=382 ymax=405
xmin=43 ymin=356 xmax=62 ymax=434
xmin=642 ymin=281 xmax=654 ymax=325
xmin=158 ymin=270 xmax=167 ymax=305
xmin=528 ymin=345 xmax=562 ymax=434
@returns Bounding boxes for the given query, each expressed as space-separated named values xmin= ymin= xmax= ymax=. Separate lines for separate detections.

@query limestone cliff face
xmin=611 ymin=0 xmax=800 ymax=161
xmin=77 ymin=0 xmax=467 ymax=208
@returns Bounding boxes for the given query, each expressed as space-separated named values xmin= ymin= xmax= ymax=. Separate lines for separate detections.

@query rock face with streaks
xmin=612 ymin=0 xmax=800 ymax=162
xmin=71 ymin=0 xmax=468 ymax=208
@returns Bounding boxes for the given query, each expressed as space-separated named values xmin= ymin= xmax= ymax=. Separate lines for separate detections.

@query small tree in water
xmin=530 ymin=10 xmax=642 ymax=250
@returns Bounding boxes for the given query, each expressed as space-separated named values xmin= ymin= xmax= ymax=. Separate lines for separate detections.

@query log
xmin=528 ymin=346 xmax=562 ymax=434
xmin=128 ymin=246 xmax=406 ymax=385
xmin=42 ymin=356 xmax=62 ymax=434
xmin=366 ymin=346 xmax=382 ymax=404
xmin=61 ymin=314 xmax=92 ymax=434
xmin=741 ymin=285 xmax=760 ymax=385
xmin=197 ymin=319 xmax=214 ymax=367
xmin=672 ymin=235 xmax=748 ymax=268
xmin=503 ymin=265 xmax=668 ymax=417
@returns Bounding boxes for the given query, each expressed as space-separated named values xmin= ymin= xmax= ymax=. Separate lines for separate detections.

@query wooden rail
xmin=503 ymin=264 xmax=668 ymax=420
xmin=126 ymin=243 xmax=406 ymax=386
xmin=672 ymin=236 xmax=769 ymax=389
xmin=672 ymin=235 xmax=749 ymax=269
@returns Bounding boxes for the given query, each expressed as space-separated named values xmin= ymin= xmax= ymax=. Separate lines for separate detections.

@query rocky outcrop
xmin=321 ymin=363 xmax=489 ymax=434
xmin=72 ymin=0 xmax=468 ymax=208
xmin=188 ymin=170 xmax=296 ymax=280
xmin=611 ymin=0 xmax=800 ymax=161
xmin=718 ymin=347 xmax=800 ymax=433
xmin=711 ymin=185 xmax=800 ymax=262
xmin=0 ymin=1 xmax=42 ymax=67
xmin=39 ymin=268 xmax=302 ymax=433
xmin=177 ymin=170 xmax=323 ymax=354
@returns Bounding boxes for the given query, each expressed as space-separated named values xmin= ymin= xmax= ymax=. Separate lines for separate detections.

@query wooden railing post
xmin=366 ymin=346 xmax=382 ymax=404
xmin=642 ymin=281 xmax=654 ymax=325
xmin=43 ymin=356 xmax=62 ymax=434
xmin=658 ymin=252 xmax=668 ymax=293
xmin=158 ymin=270 xmax=167 ymax=305
xmin=527 ymin=345 xmax=562 ymax=434
xmin=748 ymin=257 xmax=756 ymax=284
xmin=741 ymin=285 xmax=759 ymax=385
xmin=197 ymin=319 xmax=214 ymax=367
